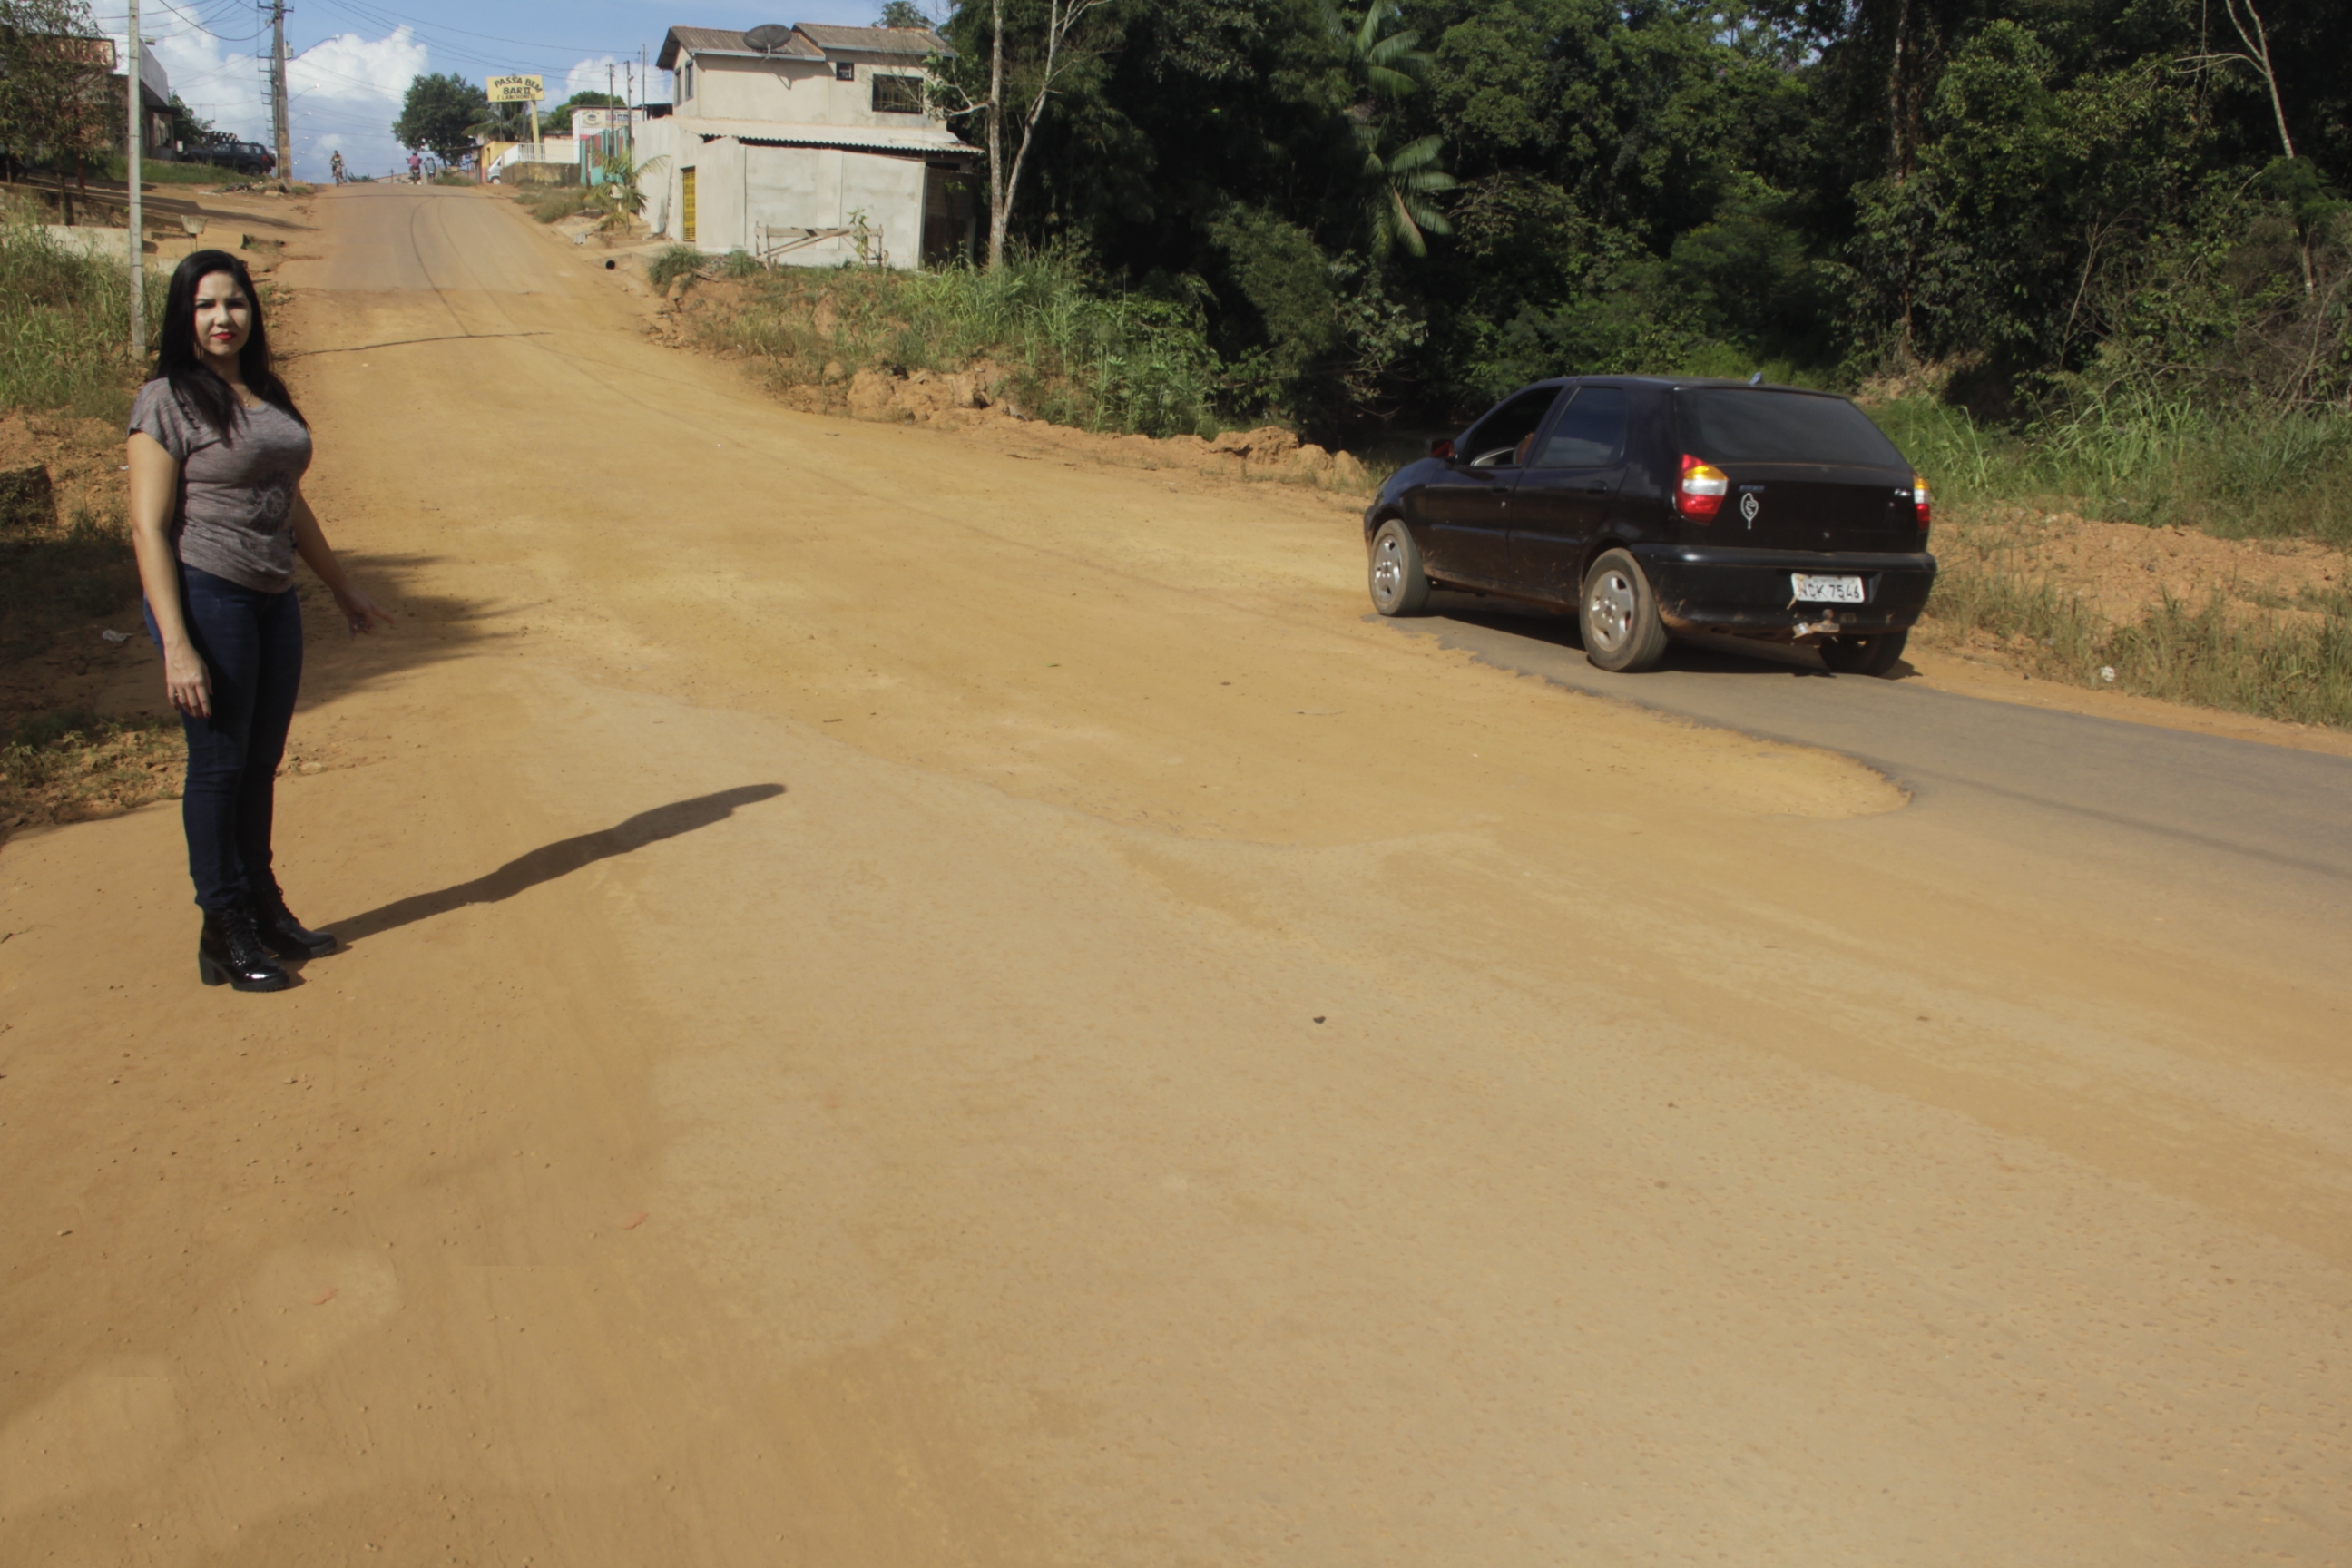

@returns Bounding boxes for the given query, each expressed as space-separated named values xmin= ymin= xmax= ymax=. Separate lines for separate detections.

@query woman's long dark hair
xmin=152 ymin=250 xmax=305 ymax=443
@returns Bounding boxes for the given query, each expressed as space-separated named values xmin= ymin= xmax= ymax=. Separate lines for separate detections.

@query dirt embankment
xmin=642 ymin=271 xmax=1374 ymax=491
xmin=1937 ymin=505 xmax=2347 ymax=622
xmin=0 ymin=413 xmax=181 ymax=837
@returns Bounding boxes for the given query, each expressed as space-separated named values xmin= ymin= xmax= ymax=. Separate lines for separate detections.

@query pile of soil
xmin=1940 ymin=505 xmax=2347 ymax=622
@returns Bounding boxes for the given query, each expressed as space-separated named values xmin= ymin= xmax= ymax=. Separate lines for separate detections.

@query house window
xmin=681 ymin=61 xmax=694 ymax=102
xmin=834 ymin=61 xmax=855 ymax=81
xmin=872 ymin=74 xmax=923 ymax=114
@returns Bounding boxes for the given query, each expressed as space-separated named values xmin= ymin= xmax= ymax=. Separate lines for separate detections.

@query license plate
xmin=1792 ymin=573 xmax=1866 ymax=603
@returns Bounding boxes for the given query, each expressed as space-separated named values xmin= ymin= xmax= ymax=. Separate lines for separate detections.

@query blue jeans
xmin=145 ymin=564 xmax=303 ymax=915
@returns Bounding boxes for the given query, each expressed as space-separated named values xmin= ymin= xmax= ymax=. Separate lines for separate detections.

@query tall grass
xmin=685 ymin=250 xmax=1223 ymax=439
xmin=1924 ymin=553 xmax=2352 ymax=729
xmin=92 ymin=153 xmax=250 ymax=185
xmin=0 ymin=201 xmax=159 ymax=418
xmin=516 ymin=188 xmax=590 ymax=223
xmin=1874 ymin=394 xmax=2352 ymax=546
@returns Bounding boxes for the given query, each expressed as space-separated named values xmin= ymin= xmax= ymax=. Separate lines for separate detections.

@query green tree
xmin=1209 ymin=205 xmax=1339 ymax=407
xmin=1334 ymin=0 xmax=1427 ymax=101
xmin=936 ymin=0 xmax=1118 ymax=270
xmin=546 ymin=90 xmax=620 ymax=136
xmin=878 ymin=0 xmax=934 ymax=25
xmin=162 ymin=93 xmax=218 ymax=150
xmin=0 ymin=0 xmax=115 ymax=204
xmin=590 ymin=146 xmax=669 ymax=231
xmin=394 ymin=73 xmax=489 ymax=161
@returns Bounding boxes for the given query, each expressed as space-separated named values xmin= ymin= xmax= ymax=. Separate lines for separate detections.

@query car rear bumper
xmin=1632 ymin=544 xmax=1936 ymax=637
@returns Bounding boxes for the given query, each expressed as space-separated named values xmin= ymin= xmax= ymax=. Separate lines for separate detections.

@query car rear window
xmin=1678 ymin=390 xmax=1905 ymax=468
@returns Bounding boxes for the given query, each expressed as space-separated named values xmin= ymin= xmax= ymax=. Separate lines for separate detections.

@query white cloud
xmin=132 ymin=21 xmax=427 ymax=181
xmin=564 ymin=56 xmax=626 ymax=103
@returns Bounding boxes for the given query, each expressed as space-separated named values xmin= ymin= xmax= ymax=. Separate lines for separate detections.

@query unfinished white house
xmin=642 ymin=23 xmax=977 ymax=270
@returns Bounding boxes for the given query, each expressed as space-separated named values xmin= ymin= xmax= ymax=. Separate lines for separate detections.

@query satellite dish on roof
xmin=744 ymin=23 xmax=794 ymax=52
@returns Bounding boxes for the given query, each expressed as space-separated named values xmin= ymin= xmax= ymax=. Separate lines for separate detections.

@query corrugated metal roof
xmin=658 ymin=25 xmax=820 ymax=69
xmin=658 ymin=22 xmax=952 ymax=70
xmin=794 ymin=24 xmax=952 ymax=58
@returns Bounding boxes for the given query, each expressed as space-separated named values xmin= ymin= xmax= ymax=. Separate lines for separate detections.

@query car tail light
xmin=1677 ymin=454 xmax=1729 ymax=521
xmin=1912 ymin=473 xmax=1932 ymax=529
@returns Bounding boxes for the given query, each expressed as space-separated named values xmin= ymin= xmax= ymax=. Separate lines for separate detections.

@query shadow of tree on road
xmin=328 ymin=784 xmax=787 ymax=945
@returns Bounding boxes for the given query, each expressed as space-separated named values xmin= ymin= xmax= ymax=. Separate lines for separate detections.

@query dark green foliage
xmin=917 ymin=0 xmax=2347 ymax=445
xmin=1208 ymin=207 xmax=1339 ymax=411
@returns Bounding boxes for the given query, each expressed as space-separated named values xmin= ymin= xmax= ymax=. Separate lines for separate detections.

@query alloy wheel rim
xmin=1589 ymin=571 xmax=1635 ymax=651
xmin=1373 ymin=536 xmax=1404 ymax=606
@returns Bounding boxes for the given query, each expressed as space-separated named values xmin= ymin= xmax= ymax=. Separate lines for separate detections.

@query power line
xmin=309 ymin=0 xmax=628 ymax=56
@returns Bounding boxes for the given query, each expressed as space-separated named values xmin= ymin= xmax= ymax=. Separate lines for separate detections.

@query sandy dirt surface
xmin=4 ymin=185 xmax=2348 ymax=1565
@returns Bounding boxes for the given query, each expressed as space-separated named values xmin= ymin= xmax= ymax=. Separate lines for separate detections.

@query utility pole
xmin=127 ymin=0 xmax=144 ymax=358
xmin=270 ymin=0 xmax=290 ymax=181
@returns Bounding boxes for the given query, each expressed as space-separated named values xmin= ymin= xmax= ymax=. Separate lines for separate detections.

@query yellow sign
xmin=486 ymin=74 xmax=543 ymax=103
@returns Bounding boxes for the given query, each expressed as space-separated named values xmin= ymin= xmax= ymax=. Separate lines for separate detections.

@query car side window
xmin=1461 ymin=388 xmax=1563 ymax=467
xmin=1538 ymin=387 xmax=1630 ymax=467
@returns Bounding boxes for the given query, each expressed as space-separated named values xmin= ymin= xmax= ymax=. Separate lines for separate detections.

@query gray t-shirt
xmin=128 ymin=377 xmax=313 ymax=593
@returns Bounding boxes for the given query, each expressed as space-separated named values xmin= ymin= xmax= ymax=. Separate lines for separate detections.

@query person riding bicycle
xmin=329 ymin=151 xmax=346 ymax=185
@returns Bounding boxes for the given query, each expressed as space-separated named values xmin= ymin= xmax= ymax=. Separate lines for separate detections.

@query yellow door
xmin=681 ymin=167 xmax=697 ymax=243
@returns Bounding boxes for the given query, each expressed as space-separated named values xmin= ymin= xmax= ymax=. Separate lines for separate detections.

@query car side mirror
xmin=1429 ymin=437 xmax=1456 ymax=461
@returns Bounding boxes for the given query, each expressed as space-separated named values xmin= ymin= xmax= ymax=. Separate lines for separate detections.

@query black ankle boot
xmin=250 ymin=892 xmax=338 ymax=960
xmin=199 ymin=907 xmax=292 ymax=992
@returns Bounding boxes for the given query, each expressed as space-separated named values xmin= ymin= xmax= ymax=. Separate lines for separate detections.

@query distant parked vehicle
xmin=187 ymin=142 xmax=277 ymax=178
xmin=1364 ymin=377 xmax=1937 ymax=677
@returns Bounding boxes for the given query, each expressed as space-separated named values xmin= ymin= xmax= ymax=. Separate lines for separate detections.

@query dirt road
xmin=4 ymin=184 xmax=2347 ymax=1565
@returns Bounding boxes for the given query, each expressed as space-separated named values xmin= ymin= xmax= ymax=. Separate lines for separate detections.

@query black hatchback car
xmin=1365 ymin=377 xmax=1936 ymax=675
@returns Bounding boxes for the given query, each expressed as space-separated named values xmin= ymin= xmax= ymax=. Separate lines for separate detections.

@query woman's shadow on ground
xmin=329 ymin=783 xmax=785 ymax=946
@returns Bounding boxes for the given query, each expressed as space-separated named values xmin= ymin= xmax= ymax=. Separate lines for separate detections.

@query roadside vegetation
xmin=515 ymin=186 xmax=590 ymax=224
xmin=663 ymin=246 xmax=1220 ymax=437
xmin=0 ymin=194 xmax=182 ymax=833
xmin=93 ymin=153 xmax=252 ymax=186
xmin=0 ymin=710 xmax=180 ymax=833
xmin=873 ymin=0 xmax=2352 ymax=722
xmin=1921 ymin=527 xmax=2352 ymax=728
xmin=0 ymin=196 xmax=157 ymax=418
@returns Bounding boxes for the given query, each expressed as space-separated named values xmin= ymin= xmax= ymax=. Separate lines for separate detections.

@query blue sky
xmin=96 ymin=0 xmax=926 ymax=179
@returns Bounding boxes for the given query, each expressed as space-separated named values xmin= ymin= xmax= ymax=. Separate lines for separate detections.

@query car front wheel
xmin=1367 ymin=518 xmax=1431 ymax=616
xmin=1818 ymin=629 xmax=1909 ymax=677
xmin=1580 ymin=548 xmax=1670 ymax=671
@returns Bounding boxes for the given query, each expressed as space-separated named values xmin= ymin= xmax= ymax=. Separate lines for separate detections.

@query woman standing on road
xmin=128 ymin=250 xmax=395 ymax=993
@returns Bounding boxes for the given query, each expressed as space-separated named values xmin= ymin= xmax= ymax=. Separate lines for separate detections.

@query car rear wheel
xmin=1818 ymin=629 xmax=1909 ymax=677
xmin=1580 ymin=549 xmax=1670 ymax=672
xmin=1368 ymin=518 xmax=1431 ymax=616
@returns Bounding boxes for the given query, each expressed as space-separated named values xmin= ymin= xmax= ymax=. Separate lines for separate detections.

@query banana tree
xmin=592 ymin=147 xmax=670 ymax=234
